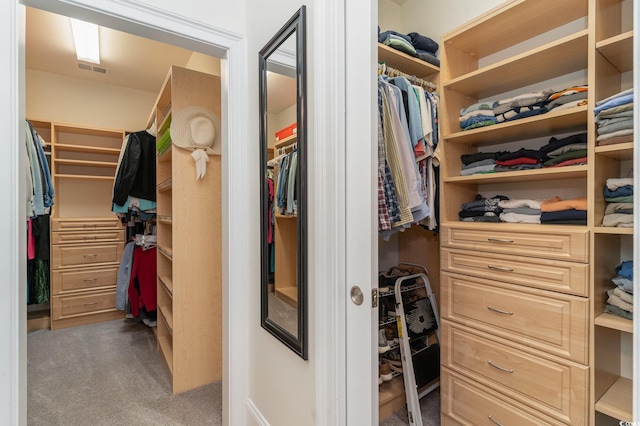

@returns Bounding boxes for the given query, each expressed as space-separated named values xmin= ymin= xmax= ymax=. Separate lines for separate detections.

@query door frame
xmin=4 ymin=0 xmax=249 ymax=424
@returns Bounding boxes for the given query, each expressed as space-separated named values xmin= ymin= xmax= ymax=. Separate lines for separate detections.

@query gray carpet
xmin=380 ymin=388 xmax=441 ymax=426
xmin=28 ymin=319 xmax=222 ymax=426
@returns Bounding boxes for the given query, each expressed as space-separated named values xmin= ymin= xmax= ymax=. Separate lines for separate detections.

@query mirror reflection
xmin=259 ymin=6 xmax=307 ymax=359
xmin=266 ymin=60 xmax=298 ymax=337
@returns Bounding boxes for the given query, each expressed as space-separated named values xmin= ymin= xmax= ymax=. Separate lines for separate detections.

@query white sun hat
xmin=170 ymin=106 xmax=221 ymax=180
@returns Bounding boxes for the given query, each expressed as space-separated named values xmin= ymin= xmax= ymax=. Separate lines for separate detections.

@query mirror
xmin=259 ymin=6 xmax=307 ymax=359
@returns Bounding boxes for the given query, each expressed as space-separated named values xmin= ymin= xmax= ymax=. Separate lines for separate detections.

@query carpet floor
xmin=28 ymin=318 xmax=439 ymax=425
xmin=28 ymin=319 xmax=222 ymax=426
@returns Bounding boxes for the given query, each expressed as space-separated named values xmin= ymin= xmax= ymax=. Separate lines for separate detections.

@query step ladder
xmin=391 ymin=263 xmax=440 ymax=426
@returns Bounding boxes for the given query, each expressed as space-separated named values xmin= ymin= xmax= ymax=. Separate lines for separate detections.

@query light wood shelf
xmin=53 ymin=174 xmax=114 ymax=181
xmin=595 ymin=313 xmax=633 ymax=333
xmin=444 ymin=105 xmax=588 ymax=146
xmin=158 ymin=275 xmax=173 ymax=296
xmin=158 ymin=245 xmax=173 ymax=261
xmin=54 ymin=143 xmax=121 ymax=155
xmin=157 ymin=178 xmax=173 ymax=192
xmin=445 ymin=165 xmax=587 ymax=184
xmin=444 ymin=30 xmax=588 ymax=99
xmin=594 ymin=226 xmax=634 ymax=235
xmin=157 ymin=335 xmax=173 ymax=373
xmin=157 ymin=215 xmax=172 ymax=225
xmin=595 ymin=377 xmax=633 ymax=422
xmin=596 ymin=30 xmax=634 ymax=73
xmin=595 ymin=142 xmax=634 ymax=160
xmin=159 ymin=305 xmax=174 ymax=335
xmin=377 ymin=42 xmax=438 ymax=79
xmin=158 ymin=146 xmax=172 ymax=162
xmin=54 ymin=158 xmax=118 ymax=168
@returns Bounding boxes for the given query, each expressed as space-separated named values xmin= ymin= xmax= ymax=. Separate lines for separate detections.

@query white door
xmin=344 ymin=1 xmax=378 ymax=424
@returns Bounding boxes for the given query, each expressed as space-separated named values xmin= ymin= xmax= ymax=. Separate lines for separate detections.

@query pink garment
xmin=27 ymin=219 xmax=35 ymax=260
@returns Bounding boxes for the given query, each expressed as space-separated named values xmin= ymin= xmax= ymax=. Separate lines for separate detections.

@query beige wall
xmin=26 ymin=69 xmax=157 ymax=132
xmin=26 ymin=53 xmax=220 ymax=132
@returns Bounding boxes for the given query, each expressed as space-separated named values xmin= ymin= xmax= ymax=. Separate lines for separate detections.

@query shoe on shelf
xmin=379 ymin=362 xmax=393 ymax=382
xmin=378 ymin=329 xmax=391 ymax=354
xmin=389 ymin=363 xmax=403 ymax=374
xmin=384 ymin=325 xmax=396 ymax=345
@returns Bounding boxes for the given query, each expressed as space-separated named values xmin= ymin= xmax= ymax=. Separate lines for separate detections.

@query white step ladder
xmin=391 ymin=263 xmax=440 ymax=426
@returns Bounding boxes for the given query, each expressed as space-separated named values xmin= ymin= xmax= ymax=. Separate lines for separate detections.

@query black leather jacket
xmin=112 ymin=130 xmax=156 ymax=205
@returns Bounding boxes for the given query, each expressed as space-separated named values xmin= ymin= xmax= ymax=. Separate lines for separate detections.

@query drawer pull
xmin=487 ymin=305 xmax=513 ymax=315
xmin=84 ymin=236 xmax=98 ymax=240
xmin=83 ymin=254 xmax=98 ymax=259
xmin=487 ymin=265 xmax=513 ymax=272
xmin=488 ymin=415 xmax=504 ymax=426
xmin=83 ymin=224 xmax=98 ymax=228
xmin=84 ymin=302 xmax=98 ymax=307
xmin=83 ymin=278 xmax=98 ymax=283
xmin=487 ymin=360 xmax=513 ymax=373
xmin=487 ymin=238 xmax=514 ymax=243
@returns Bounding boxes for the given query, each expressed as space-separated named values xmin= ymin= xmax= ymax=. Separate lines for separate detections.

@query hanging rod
xmin=378 ymin=63 xmax=438 ymax=91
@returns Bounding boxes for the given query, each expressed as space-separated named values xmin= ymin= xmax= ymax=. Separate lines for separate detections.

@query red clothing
xmin=128 ymin=246 xmax=157 ymax=317
xmin=495 ymin=157 xmax=540 ymax=166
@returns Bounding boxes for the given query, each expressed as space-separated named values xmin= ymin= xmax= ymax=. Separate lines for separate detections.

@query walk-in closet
xmin=376 ymin=0 xmax=636 ymax=424
xmin=25 ymin=6 xmax=224 ymax=423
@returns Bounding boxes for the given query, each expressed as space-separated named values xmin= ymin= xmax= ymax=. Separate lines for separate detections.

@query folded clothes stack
xmin=605 ymin=260 xmax=634 ymax=320
xmin=458 ymin=194 xmax=508 ymax=222
xmin=595 ymin=88 xmax=634 ymax=146
xmin=458 ymin=132 xmax=587 ymax=176
xmin=602 ymin=177 xmax=634 ymax=227
xmin=498 ymin=198 xmax=544 ymax=224
xmin=539 ymin=196 xmax=587 ymax=225
xmin=378 ymin=28 xmax=440 ymax=67
xmin=459 ymin=85 xmax=588 ymax=131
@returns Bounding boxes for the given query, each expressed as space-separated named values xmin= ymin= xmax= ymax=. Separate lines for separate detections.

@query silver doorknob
xmin=350 ymin=286 xmax=364 ymax=305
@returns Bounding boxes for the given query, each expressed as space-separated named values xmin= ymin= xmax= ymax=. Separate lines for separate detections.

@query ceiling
xmin=25 ymin=7 xmax=195 ymax=94
xmin=26 ymin=7 xmax=297 ymax=115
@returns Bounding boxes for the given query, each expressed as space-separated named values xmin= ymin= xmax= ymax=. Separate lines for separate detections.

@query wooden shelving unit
xmin=153 ymin=65 xmax=222 ymax=394
xmin=592 ymin=0 xmax=635 ymax=422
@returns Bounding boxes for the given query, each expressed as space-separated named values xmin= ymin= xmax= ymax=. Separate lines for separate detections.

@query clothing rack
xmin=267 ymin=142 xmax=297 ymax=167
xmin=378 ymin=63 xmax=437 ymax=91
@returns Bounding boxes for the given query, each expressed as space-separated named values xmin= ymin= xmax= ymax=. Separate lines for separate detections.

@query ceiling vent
xmin=77 ymin=62 xmax=108 ymax=74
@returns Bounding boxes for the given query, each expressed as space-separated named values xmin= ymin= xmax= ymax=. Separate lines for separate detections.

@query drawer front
xmin=51 ymin=290 xmax=117 ymax=319
xmin=51 ymin=218 xmax=121 ymax=232
xmin=51 ymin=229 xmax=124 ymax=245
xmin=51 ymin=267 xmax=118 ymax=295
xmin=441 ymin=248 xmax=589 ymax=296
xmin=441 ymin=368 xmax=564 ymax=426
xmin=51 ymin=243 xmax=122 ymax=269
xmin=441 ymin=225 xmax=589 ymax=263
xmin=441 ymin=272 xmax=588 ymax=364
xmin=442 ymin=322 xmax=588 ymax=425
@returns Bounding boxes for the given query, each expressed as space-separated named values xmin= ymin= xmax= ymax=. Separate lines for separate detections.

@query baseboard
xmin=246 ymin=399 xmax=270 ymax=426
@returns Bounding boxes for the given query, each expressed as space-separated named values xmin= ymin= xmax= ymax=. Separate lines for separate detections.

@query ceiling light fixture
xmin=70 ymin=18 xmax=100 ymax=64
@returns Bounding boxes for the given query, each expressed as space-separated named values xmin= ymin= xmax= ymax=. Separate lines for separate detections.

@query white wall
xmin=377 ymin=0 xmax=402 ymax=35
xmin=244 ymin=2 xmax=317 ymax=424
xmin=378 ymin=0 xmax=507 ymax=57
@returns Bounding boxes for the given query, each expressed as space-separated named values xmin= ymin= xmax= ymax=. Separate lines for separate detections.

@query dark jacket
xmin=112 ymin=130 xmax=156 ymax=205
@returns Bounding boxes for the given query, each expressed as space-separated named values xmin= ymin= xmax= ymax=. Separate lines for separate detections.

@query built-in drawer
xmin=51 ymin=266 xmax=118 ymax=295
xmin=51 ymin=218 xmax=121 ymax=232
xmin=51 ymin=290 xmax=117 ymax=320
xmin=441 ymin=272 xmax=588 ymax=364
xmin=441 ymin=248 xmax=589 ymax=296
xmin=441 ymin=322 xmax=588 ymax=425
xmin=51 ymin=243 xmax=122 ymax=269
xmin=441 ymin=368 xmax=564 ymax=426
xmin=441 ymin=225 xmax=589 ymax=263
xmin=51 ymin=229 xmax=125 ymax=245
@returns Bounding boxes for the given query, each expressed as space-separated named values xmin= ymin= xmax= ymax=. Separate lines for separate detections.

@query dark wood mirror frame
xmin=259 ymin=5 xmax=307 ymax=359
